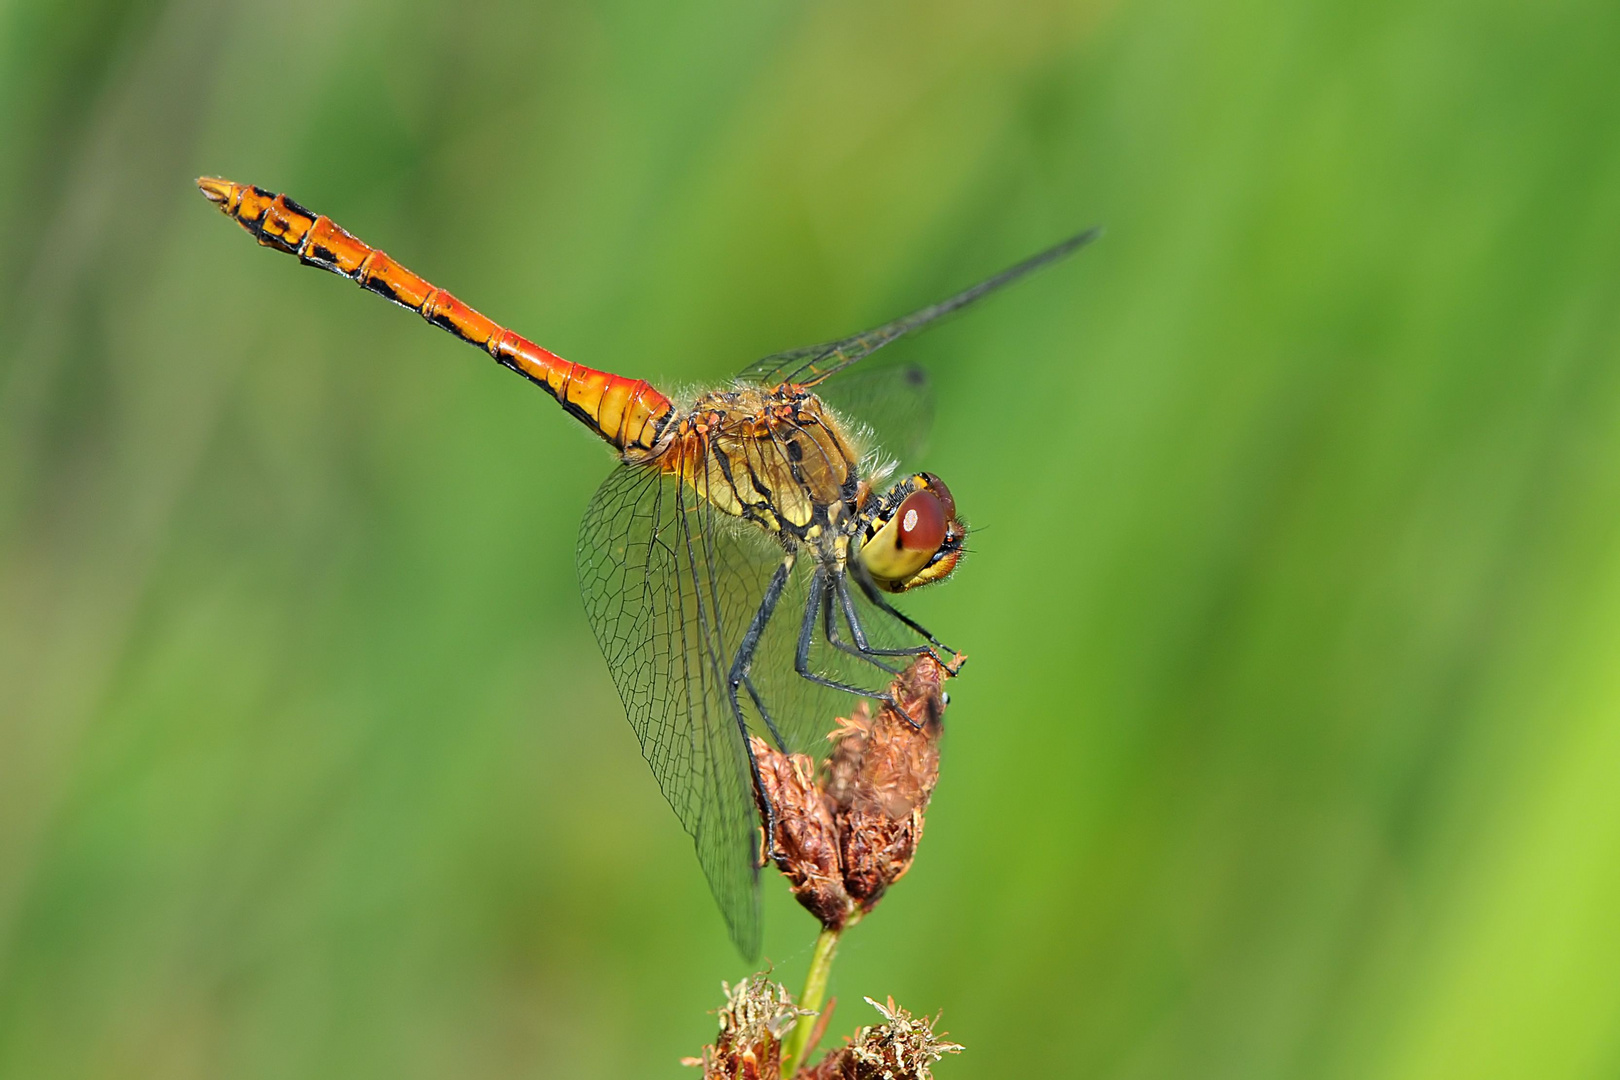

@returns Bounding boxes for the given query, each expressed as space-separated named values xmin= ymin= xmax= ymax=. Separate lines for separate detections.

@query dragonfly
xmin=197 ymin=177 xmax=1098 ymax=957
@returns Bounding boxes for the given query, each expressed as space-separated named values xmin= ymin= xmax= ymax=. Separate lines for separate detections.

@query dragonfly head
xmin=856 ymin=473 xmax=964 ymax=593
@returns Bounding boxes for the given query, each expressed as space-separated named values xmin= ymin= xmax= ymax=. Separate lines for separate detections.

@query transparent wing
xmin=577 ymin=462 xmax=784 ymax=959
xmin=742 ymin=557 xmax=937 ymax=756
xmin=738 ymin=226 xmax=1101 ymax=390
xmin=576 ymin=460 xmax=949 ymax=957
xmin=815 ymin=361 xmax=935 ymax=471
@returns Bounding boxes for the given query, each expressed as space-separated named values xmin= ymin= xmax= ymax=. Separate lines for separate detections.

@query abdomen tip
xmin=196 ymin=177 xmax=234 ymax=204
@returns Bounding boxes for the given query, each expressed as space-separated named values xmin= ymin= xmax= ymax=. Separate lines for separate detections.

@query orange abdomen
xmin=197 ymin=177 xmax=671 ymax=456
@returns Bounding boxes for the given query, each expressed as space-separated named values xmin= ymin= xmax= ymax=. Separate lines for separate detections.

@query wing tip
xmin=1045 ymin=222 xmax=1105 ymax=262
xmin=1070 ymin=222 xmax=1105 ymax=247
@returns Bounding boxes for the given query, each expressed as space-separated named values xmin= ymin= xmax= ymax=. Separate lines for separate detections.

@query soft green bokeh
xmin=3 ymin=0 xmax=1618 ymax=1076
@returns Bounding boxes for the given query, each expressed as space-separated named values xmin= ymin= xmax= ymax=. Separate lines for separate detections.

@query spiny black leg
xmin=834 ymin=578 xmax=935 ymax=731
xmin=736 ymin=707 xmax=776 ymax=863
xmin=836 ymin=574 xmax=932 ymax=660
xmin=849 ymin=560 xmax=947 ymax=648
xmin=796 ymin=567 xmax=899 ymax=705
xmin=850 ymin=560 xmax=963 ymax=673
xmin=823 ymin=573 xmax=902 ymax=676
xmin=729 ymin=554 xmax=794 ymax=714
xmin=729 ymin=553 xmax=795 ymax=839
xmin=741 ymin=675 xmax=787 ymax=751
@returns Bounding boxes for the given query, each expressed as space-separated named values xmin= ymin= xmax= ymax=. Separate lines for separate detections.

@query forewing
xmin=576 ymin=462 xmax=785 ymax=960
xmin=738 ymin=226 xmax=1101 ymax=390
xmin=815 ymin=361 xmax=935 ymax=470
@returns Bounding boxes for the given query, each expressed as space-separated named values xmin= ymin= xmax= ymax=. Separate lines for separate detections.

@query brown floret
xmin=682 ymin=976 xmax=810 ymax=1079
xmin=795 ymin=996 xmax=964 ymax=1080
xmin=752 ymin=654 xmax=955 ymax=930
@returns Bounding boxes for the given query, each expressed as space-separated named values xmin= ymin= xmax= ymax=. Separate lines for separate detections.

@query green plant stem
xmin=780 ymin=925 xmax=843 ymax=1077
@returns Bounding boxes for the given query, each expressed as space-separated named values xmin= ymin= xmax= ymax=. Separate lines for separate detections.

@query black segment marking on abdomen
xmin=362 ymin=272 xmax=403 ymax=305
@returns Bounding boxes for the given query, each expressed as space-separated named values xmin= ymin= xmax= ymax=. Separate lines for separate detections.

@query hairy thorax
xmin=657 ymin=385 xmax=862 ymax=542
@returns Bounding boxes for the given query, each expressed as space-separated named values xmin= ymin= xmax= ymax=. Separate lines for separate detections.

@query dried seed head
xmin=752 ymin=746 xmax=855 ymax=927
xmin=795 ymin=996 xmax=964 ymax=1080
xmin=683 ymin=976 xmax=812 ymax=1079
xmin=753 ymin=655 xmax=955 ymax=930
xmin=829 ymin=658 xmax=946 ymax=908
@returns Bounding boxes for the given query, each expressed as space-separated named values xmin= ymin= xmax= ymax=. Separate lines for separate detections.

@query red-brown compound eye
xmin=919 ymin=473 xmax=956 ymax=520
xmin=896 ymin=489 xmax=947 ymax=552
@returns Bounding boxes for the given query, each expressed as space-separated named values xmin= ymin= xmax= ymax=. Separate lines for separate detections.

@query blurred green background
xmin=3 ymin=0 xmax=1619 ymax=1076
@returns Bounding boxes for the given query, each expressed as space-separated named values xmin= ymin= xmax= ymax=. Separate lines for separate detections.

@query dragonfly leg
xmin=835 ymin=575 xmax=933 ymax=660
xmin=821 ymin=576 xmax=902 ymax=677
xmin=728 ymin=553 xmax=795 ymax=839
xmin=850 ymin=561 xmax=964 ymax=674
xmin=735 ymin=703 xmax=776 ymax=869
xmin=741 ymin=675 xmax=788 ymax=751
xmin=833 ymin=578 xmax=938 ymax=731
xmin=796 ymin=568 xmax=899 ymax=707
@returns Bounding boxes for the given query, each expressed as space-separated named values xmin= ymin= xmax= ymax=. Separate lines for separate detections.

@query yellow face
xmin=856 ymin=473 xmax=965 ymax=593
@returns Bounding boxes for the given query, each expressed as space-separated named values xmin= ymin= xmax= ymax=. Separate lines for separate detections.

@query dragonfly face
xmin=197 ymin=176 xmax=1096 ymax=958
xmin=854 ymin=473 xmax=964 ymax=593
